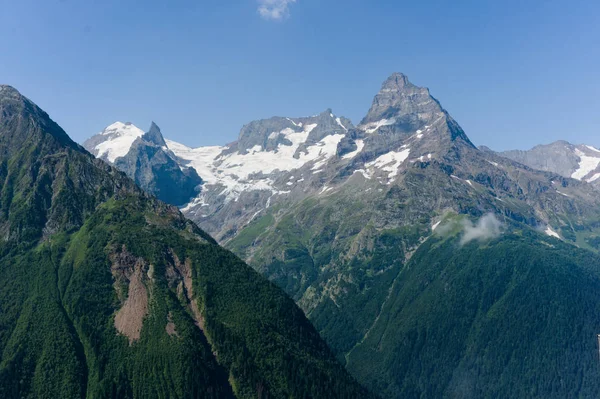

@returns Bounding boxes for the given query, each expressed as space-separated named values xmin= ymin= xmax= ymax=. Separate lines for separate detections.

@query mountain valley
xmin=83 ymin=73 xmax=600 ymax=397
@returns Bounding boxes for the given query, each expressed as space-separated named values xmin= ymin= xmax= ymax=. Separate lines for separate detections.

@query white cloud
xmin=258 ymin=0 xmax=297 ymax=20
xmin=460 ymin=214 xmax=503 ymax=245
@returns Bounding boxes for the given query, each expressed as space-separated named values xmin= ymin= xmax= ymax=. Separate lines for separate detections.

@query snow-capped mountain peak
xmin=83 ymin=73 xmax=504 ymax=241
xmin=168 ymin=111 xmax=352 ymax=206
xmin=84 ymin=121 xmax=144 ymax=162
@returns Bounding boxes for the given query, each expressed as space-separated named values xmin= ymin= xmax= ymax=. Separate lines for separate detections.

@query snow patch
xmin=286 ymin=118 xmax=302 ymax=128
xmin=353 ymin=169 xmax=372 ymax=179
xmin=585 ymin=145 xmax=600 ymax=153
xmin=335 ymin=117 xmax=348 ymax=131
xmin=366 ymin=148 xmax=411 ymax=180
xmin=545 ymin=226 xmax=560 ymax=239
xmin=319 ymin=186 xmax=333 ymax=194
xmin=310 ymin=134 xmax=346 ymax=171
xmin=169 ymin=123 xmax=345 ymax=203
xmin=361 ymin=118 xmax=396 ymax=134
xmin=342 ymin=140 xmax=365 ymax=160
xmin=588 ymin=173 xmax=600 ymax=183
xmin=571 ymin=149 xmax=600 ymax=180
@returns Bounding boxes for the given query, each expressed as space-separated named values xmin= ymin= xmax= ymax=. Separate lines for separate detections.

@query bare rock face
xmin=361 ymin=73 xmax=442 ymax=125
xmin=143 ymin=121 xmax=168 ymax=147
xmin=499 ymin=141 xmax=600 ymax=186
xmin=114 ymin=123 xmax=202 ymax=206
xmin=84 ymin=122 xmax=202 ymax=206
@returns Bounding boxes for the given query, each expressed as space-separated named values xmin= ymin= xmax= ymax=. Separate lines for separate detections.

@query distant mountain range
xmin=84 ymin=73 xmax=600 ymax=247
xmin=83 ymin=73 xmax=600 ymax=398
xmin=493 ymin=141 xmax=600 ymax=186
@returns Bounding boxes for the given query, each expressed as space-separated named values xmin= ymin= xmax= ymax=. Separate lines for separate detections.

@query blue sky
xmin=1 ymin=0 xmax=599 ymax=150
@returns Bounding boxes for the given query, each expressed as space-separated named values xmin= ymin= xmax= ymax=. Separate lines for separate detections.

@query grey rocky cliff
xmin=498 ymin=140 xmax=600 ymax=187
xmin=85 ymin=122 xmax=202 ymax=206
xmin=234 ymin=108 xmax=354 ymax=155
xmin=359 ymin=72 xmax=472 ymax=144
xmin=143 ymin=121 xmax=168 ymax=147
xmin=115 ymin=123 xmax=201 ymax=206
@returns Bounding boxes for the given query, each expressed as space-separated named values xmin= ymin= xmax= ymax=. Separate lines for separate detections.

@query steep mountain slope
xmin=345 ymin=221 xmax=600 ymax=398
xmin=0 ymin=85 xmax=371 ymax=398
xmin=84 ymin=74 xmax=600 ymax=397
xmin=497 ymin=140 xmax=600 ymax=186
xmin=84 ymin=122 xmax=202 ymax=206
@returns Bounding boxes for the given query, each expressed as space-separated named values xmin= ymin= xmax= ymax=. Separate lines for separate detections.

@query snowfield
xmin=93 ymin=122 xmax=144 ymax=162
xmin=571 ymin=148 xmax=600 ymax=181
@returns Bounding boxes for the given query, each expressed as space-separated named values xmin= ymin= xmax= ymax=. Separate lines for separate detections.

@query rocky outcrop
xmin=113 ymin=123 xmax=202 ymax=206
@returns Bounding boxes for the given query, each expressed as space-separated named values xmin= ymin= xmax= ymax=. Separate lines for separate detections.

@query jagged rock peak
xmin=142 ymin=121 xmax=167 ymax=147
xmin=0 ymin=85 xmax=21 ymax=98
xmin=233 ymin=109 xmax=354 ymax=153
xmin=380 ymin=72 xmax=414 ymax=91
xmin=361 ymin=72 xmax=442 ymax=125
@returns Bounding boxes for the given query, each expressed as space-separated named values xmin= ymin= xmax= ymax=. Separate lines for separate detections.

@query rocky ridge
xmin=498 ymin=140 xmax=600 ymax=186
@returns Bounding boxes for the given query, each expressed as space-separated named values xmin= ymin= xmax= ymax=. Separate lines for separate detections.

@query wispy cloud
xmin=460 ymin=214 xmax=503 ymax=245
xmin=258 ymin=0 xmax=297 ymax=21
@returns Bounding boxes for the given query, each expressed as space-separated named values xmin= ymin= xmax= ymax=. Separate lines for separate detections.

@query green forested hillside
xmin=346 ymin=227 xmax=600 ymax=398
xmin=229 ymin=188 xmax=600 ymax=398
xmin=0 ymin=85 xmax=371 ymax=398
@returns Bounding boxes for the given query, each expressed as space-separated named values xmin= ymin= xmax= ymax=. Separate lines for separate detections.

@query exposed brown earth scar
xmin=111 ymin=247 xmax=150 ymax=345
xmin=166 ymin=250 xmax=206 ymax=331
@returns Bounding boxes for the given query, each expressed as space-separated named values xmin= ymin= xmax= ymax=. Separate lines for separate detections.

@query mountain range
xmin=81 ymin=73 xmax=600 ymax=398
xmin=495 ymin=141 xmax=600 ymax=186
xmin=0 ymin=85 xmax=372 ymax=398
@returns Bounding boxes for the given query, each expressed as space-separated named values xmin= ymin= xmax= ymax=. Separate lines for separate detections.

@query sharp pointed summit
xmin=381 ymin=72 xmax=413 ymax=89
xmin=360 ymin=73 xmax=438 ymax=124
xmin=358 ymin=73 xmax=473 ymax=149
xmin=142 ymin=121 xmax=167 ymax=147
